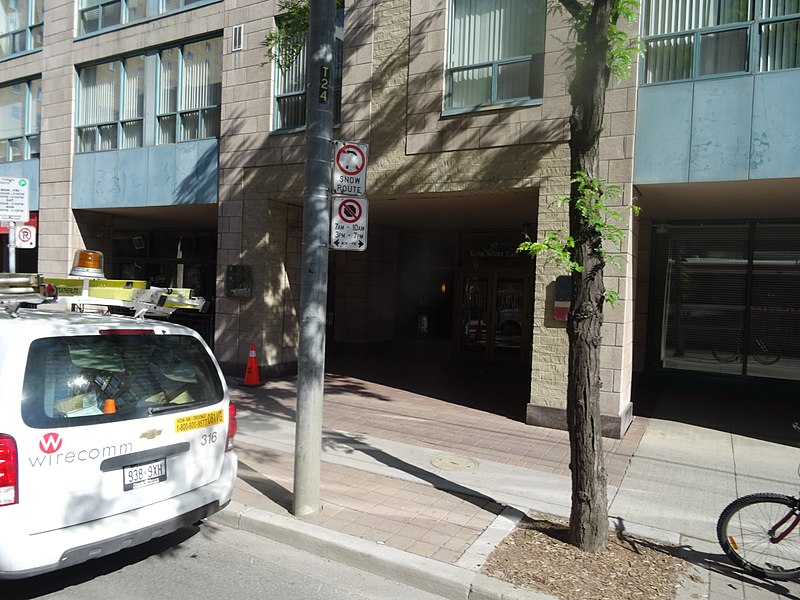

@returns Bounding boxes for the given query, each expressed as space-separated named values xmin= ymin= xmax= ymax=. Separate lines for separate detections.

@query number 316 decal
xmin=201 ymin=431 xmax=219 ymax=445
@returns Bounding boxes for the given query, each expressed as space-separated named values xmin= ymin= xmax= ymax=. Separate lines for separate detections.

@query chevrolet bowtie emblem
xmin=140 ymin=429 xmax=162 ymax=440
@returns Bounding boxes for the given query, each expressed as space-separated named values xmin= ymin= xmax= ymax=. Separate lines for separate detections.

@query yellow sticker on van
xmin=175 ymin=410 xmax=225 ymax=433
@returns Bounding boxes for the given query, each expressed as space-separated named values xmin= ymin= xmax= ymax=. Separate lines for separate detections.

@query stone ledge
xmin=525 ymin=402 xmax=634 ymax=439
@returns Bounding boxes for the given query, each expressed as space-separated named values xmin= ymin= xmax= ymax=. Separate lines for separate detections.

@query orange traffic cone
xmin=103 ymin=399 xmax=116 ymax=414
xmin=243 ymin=344 xmax=261 ymax=386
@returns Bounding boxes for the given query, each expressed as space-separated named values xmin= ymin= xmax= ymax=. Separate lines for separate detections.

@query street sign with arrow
xmin=330 ymin=196 xmax=368 ymax=251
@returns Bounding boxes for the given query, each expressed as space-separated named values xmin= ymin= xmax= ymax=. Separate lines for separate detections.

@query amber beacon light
xmin=69 ymin=250 xmax=106 ymax=278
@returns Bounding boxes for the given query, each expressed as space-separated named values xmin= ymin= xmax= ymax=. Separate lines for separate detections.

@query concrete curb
xmin=211 ymin=501 xmax=557 ymax=600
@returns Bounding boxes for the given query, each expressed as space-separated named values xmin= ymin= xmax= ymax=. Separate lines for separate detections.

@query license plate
xmin=123 ymin=458 xmax=167 ymax=491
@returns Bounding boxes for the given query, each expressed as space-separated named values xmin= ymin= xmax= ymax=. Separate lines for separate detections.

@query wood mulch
xmin=482 ymin=512 xmax=690 ymax=600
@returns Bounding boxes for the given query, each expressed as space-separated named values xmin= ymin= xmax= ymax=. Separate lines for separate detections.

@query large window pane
xmin=652 ymin=224 xmax=749 ymax=376
xmin=0 ymin=85 xmax=25 ymax=139
xmin=78 ymin=62 xmax=120 ymax=126
xmin=102 ymin=1 xmax=121 ymax=27
xmin=761 ymin=18 xmax=800 ymax=71
xmin=762 ymin=0 xmax=800 ymax=18
xmin=651 ymin=222 xmax=800 ymax=382
xmin=699 ymin=28 xmax=749 ymax=75
xmin=127 ymin=0 xmax=145 ymax=22
xmin=0 ymin=78 xmax=38 ymax=163
xmin=645 ymin=34 xmax=693 ymax=83
xmin=28 ymin=79 xmax=41 ymax=135
xmin=122 ymin=55 xmax=145 ymax=120
xmin=450 ymin=0 xmax=543 ymax=65
xmin=80 ymin=6 xmax=101 ymax=34
xmin=748 ymin=224 xmax=800 ymax=380
xmin=159 ymin=48 xmax=179 ymax=114
xmin=181 ymin=39 xmax=222 ymax=111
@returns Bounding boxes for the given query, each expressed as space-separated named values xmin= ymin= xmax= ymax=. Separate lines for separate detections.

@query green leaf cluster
xmin=261 ymin=0 xmax=345 ymax=73
xmin=262 ymin=0 xmax=311 ymax=72
xmin=566 ymin=0 xmax=642 ymax=81
xmin=517 ymin=172 xmax=639 ymax=305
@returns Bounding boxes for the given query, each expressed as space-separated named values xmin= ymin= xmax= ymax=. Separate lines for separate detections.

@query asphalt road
xmin=0 ymin=521 xmax=447 ymax=600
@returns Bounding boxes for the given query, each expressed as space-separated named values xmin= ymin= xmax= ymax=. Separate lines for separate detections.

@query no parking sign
xmin=15 ymin=224 xmax=36 ymax=248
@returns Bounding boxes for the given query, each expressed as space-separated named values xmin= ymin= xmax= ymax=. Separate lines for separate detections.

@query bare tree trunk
xmin=561 ymin=0 xmax=617 ymax=554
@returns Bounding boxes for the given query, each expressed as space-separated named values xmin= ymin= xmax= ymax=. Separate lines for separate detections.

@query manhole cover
xmin=430 ymin=454 xmax=479 ymax=471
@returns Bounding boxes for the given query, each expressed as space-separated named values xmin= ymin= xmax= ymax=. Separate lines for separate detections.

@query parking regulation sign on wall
xmin=0 ymin=177 xmax=30 ymax=222
xmin=332 ymin=141 xmax=368 ymax=197
xmin=330 ymin=196 xmax=368 ymax=251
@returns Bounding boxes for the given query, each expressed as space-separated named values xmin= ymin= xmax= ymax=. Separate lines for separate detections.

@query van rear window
xmin=21 ymin=334 xmax=224 ymax=428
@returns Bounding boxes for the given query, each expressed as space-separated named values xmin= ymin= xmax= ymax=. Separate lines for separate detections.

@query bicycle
xmin=711 ymin=330 xmax=781 ymax=366
xmin=716 ymin=424 xmax=800 ymax=580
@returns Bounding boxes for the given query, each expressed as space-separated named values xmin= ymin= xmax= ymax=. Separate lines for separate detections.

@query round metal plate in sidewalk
xmin=430 ymin=454 xmax=479 ymax=471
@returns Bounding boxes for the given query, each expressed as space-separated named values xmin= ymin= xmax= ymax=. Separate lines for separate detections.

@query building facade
xmin=1 ymin=0 xmax=798 ymax=438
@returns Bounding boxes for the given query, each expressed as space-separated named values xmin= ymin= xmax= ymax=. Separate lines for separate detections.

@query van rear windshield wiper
xmin=148 ymin=403 xmax=194 ymax=415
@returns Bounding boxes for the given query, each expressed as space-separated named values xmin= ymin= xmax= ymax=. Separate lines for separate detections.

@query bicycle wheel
xmin=711 ymin=347 xmax=738 ymax=363
xmin=752 ymin=339 xmax=781 ymax=366
xmin=717 ymin=493 xmax=800 ymax=580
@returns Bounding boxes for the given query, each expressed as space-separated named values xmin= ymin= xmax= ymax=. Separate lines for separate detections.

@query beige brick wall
xmin=37 ymin=0 xmax=79 ymax=278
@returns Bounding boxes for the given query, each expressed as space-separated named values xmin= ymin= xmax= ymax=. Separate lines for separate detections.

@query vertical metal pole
xmin=293 ymin=0 xmax=336 ymax=517
xmin=7 ymin=222 xmax=16 ymax=274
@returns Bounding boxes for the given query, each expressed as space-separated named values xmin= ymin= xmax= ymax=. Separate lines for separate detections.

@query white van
xmin=0 ymin=272 xmax=238 ymax=579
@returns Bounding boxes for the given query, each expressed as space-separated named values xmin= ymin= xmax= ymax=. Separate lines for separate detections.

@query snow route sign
xmin=332 ymin=141 xmax=368 ymax=197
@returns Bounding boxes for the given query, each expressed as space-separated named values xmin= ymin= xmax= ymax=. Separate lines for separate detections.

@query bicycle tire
xmin=717 ymin=493 xmax=800 ymax=580
xmin=752 ymin=340 xmax=781 ymax=365
xmin=711 ymin=347 xmax=738 ymax=363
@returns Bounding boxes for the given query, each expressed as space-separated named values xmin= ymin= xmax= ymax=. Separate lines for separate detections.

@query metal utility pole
xmin=293 ymin=0 xmax=336 ymax=517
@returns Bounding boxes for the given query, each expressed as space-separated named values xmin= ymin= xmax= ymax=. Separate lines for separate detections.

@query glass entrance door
xmin=456 ymin=269 xmax=531 ymax=362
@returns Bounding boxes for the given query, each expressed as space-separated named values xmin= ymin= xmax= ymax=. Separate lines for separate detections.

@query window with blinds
xmin=272 ymin=14 xmax=344 ymax=132
xmin=0 ymin=78 xmax=40 ymax=162
xmin=78 ymin=0 xmax=217 ymax=36
xmin=75 ymin=37 xmax=222 ymax=153
xmin=643 ymin=1 xmax=800 ymax=83
xmin=649 ymin=222 xmax=800 ymax=381
xmin=77 ymin=58 xmax=146 ymax=152
xmin=445 ymin=0 xmax=546 ymax=112
xmin=0 ymin=0 xmax=43 ymax=59
xmin=157 ymin=38 xmax=223 ymax=143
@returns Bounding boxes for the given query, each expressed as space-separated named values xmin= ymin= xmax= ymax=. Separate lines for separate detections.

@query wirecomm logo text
xmin=29 ymin=442 xmax=134 ymax=467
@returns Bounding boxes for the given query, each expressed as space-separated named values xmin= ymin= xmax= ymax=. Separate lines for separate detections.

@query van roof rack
xmin=0 ymin=273 xmax=52 ymax=316
xmin=1 ymin=273 xmax=208 ymax=319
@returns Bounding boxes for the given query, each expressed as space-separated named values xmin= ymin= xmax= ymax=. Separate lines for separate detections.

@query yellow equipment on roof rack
xmin=43 ymin=276 xmax=209 ymax=318
xmin=0 ymin=272 xmax=207 ymax=319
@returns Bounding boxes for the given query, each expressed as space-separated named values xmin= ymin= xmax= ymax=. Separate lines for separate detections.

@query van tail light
xmin=226 ymin=403 xmax=237 ymax=452
xmin=0 ymin=434 xmax=19 ymax=506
